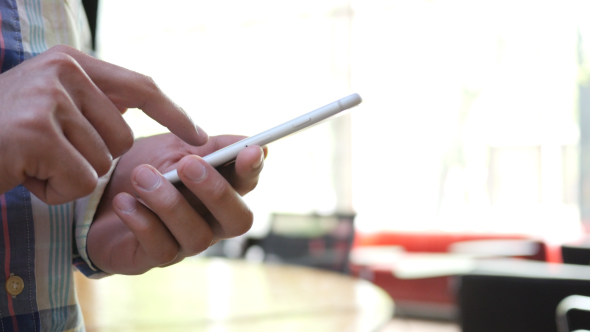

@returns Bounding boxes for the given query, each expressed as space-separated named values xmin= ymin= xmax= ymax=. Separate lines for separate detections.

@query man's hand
xmin=87 ymin=133 xmax=266 ymax=275
xmin=0 ymin=45 xmax=207 ymax=204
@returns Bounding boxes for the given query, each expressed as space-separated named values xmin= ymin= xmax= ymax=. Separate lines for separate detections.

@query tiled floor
xmin=380 ymin=318 xmax=460 ymax=332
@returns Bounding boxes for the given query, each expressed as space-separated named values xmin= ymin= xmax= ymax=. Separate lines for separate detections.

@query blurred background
xmin=90 ymin=0 xmax=590 ymax=330
xmin=97 ymin=0 xmax=590 ymax=242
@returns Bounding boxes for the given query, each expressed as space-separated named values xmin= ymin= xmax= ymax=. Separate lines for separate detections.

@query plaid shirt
xmin=0 ymin=1 xmax=110 ymax=330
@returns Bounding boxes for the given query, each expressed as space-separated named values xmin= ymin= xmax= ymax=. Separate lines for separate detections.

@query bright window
xmin=97 ymin=0 xmax=589 ymax=243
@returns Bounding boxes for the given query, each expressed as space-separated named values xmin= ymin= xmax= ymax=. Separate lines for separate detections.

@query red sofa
xmin=349 ymin=231 xmax=551 ymax=319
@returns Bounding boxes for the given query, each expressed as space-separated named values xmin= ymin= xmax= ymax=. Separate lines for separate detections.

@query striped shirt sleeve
xmin=73 ymin=158 xmax=120 ymax=279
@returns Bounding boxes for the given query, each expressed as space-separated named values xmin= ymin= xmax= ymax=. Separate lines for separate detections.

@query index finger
xmin=47 ymin=45 xmax=208 ymax=146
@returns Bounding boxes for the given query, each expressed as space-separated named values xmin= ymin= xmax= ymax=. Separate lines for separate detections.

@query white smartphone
xmin=163 ymin=93 xmax=362 ymax=183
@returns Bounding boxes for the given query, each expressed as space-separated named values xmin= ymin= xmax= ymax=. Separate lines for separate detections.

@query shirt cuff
xmin=73 ymin=158 xmax=120 ymax=279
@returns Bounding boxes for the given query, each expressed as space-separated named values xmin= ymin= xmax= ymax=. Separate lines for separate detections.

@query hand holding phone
xmin=163 ymin=93 xmax=362 ymax=183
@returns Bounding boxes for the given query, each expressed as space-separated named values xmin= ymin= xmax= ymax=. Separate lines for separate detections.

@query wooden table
xmin=75 ymin=258 xmax=394 ymax=332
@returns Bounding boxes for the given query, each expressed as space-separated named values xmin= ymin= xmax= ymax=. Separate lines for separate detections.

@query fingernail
xmin=135 ymin=167 xmax=161 ymax=191
xmin=180 ymin=107 xmax=208 ymax=143
xmin=252 ymin=149 xmax=264 ymax=169
xmin=196 ymin=124 xmax=208 ymax=141
xmin=182 ymin=158 xmax=207 ymax=182
xmin=115 ymin=194 xmax=137 ymax=213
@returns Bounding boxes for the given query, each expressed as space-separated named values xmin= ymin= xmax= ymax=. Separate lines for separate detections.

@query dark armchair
xmin=456 ymin=259 xmax=590 ymax=332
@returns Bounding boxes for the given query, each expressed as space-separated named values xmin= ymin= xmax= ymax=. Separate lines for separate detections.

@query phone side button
xmin=292 ymin=117 xmax=311 ymax=128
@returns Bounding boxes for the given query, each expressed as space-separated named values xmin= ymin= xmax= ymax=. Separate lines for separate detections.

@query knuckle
xmin=226 ymin=207 xmax=254 ymax=238
xmin=46 ymin=44 xmax=76 ymax=55
xmin=16 ymin=107 xmax=53 ymax=136
xmin=131 ymin=220 xmax=157 ymax=236
xmin=48 ymin=172 xmax=97 ymax=204
xmin=184 ymin=235 xmax=212 ymax=256
xmin=237 ymin=207 xmax=254 ymax=235
xmin=245 ymin=179 xmax=259 ymax=194
xmin=78 ymin=174 xmax=99 ymax=196
xmin=129 ymin=224 xmax=178 ymax=264
xmin=109 ymin=125 xmax=135 ymax=159
xmin=158 ymin=193 xmax=184 ymax=212
xmin=94 ymin=156 xmax=113 ymax=177
xmin=138 ymin=74 xmax=160 ymax=93
xmin=120 ymin=126 xmax=135 ymax=153
xmin=28 ymin=75 xmax=64 ymax=101
xmin=152 ymin=247 xmax=179 ymax=266
xmin=44 ymin=84 xmax=69 ymax=103
xmin=207 ymin=180 xmax=230 ymax=203
xmin=42 ymin=51 xmax=79 ymax=72
xmin=25 ymin=78 xmax=70 ymax=118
